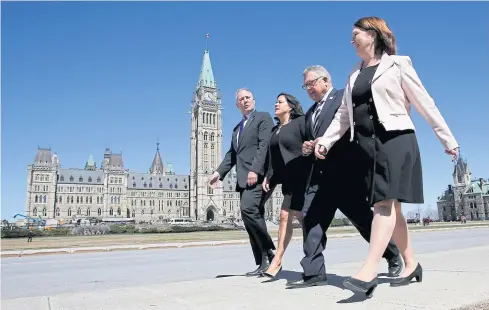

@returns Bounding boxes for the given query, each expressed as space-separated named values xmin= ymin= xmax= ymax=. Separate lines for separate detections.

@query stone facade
xmin=25 ymin=48 xmax=284 ymax=224
xmin=437 ymin=157 xmax=489 ymax=222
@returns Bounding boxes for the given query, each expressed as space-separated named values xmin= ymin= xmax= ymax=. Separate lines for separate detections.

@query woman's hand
xmin=315 ymin=143 xmax=327 ymax=160
xmin=445 ymin=147 xmax=459 ymax=162
xmin=262 ymin=177 xmax=270 ymax=192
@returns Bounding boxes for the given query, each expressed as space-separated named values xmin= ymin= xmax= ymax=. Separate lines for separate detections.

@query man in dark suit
xmin=209 ymin=88 xmax=276 ymax=276
xmin=286 ymin=65 xmax=403 ymax=288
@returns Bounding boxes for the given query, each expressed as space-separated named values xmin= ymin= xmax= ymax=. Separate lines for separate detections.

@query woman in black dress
xmin=261 ymin=93 xmax=309 ymax=279
xmin=315 ymin=16 xmax=459 ymax=297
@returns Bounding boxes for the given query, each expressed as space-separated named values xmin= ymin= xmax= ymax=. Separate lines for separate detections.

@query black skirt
xmin=351 ymin=64 xmax=424 ymax=205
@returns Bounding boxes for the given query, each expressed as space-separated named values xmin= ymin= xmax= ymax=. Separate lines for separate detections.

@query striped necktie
xmin=312 ymin=101 xmax=324 ymax=135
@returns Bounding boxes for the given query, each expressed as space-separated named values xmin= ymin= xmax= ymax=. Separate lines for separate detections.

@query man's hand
xmin=302 ymin=140 xmax=315 ymax=155
xmin=262 ymin=177 xmax=270 ymax=192
xmin=247 ymin=171 xmax=258 ymax=186
xmin=315 ymin=143 xmax=327 ymax=160
xmin=208 ymin=171 xmax=220 ymax=188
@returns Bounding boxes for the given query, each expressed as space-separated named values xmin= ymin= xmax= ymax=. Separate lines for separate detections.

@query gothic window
xmin=97 ymin=177 xmax=101 ymax=183
xmin=35 ymin=195 xmax=38 ymax=203
xmin=213 ymin=114 xmax=216 ymax=125
xmin=144 ymin=182 xmax=147 ymax=188
xmin=109 ymin=208 xmax=113 ymax=216
xmin=86 ymin=208 xmax=91 ymax=216
xmin=202 ymin=113 xmax=205 ymax=123
xmin=33 ymin=208 xmax=38 ymax=216
xmin=149 ymin=183 xmax=152 ymax=188
xmin=133 ymin=182 xmax=136 ymax=187
xmin=90 ymin=197 xmax=92 ymax=204
xmin=86 ymin=196 xmax=89 ymax=203
xmin=77 ymin=196 xmax=80 ymax=204
xmin=98 ymin=208 xmax=102 ymax=216
xmin=71 ymin=196 xmax=74 ymax=203
xmin=77 ymin=208 xmax=81 ymax=215
xmin=68 ymin=208 xmax=72 ymax=217
xmin=159 ymin=183 xmax=163 ymax=188
xmin=60 ymin=176 xmax=64 ymax=181
xmin=117 ymin=208 xmax=121 ymax=216
xmin=88 ymin=177 xmax=92 ymax=182
xmin=59 ymin=196 xmax=63 ymax=203
xmin=79 ymin=176 xmax=83 ymax=182
xmin=132 ymin=210 xmax=135 ymax=217
xmin=204 ymin=132 xmax=208 ymax=141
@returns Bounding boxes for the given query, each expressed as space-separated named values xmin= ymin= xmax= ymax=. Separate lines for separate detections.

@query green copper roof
xmin=197 ymin=50 xmax=216 ymax=90
xmin=87 ymin=154 xmax=95 ymax=166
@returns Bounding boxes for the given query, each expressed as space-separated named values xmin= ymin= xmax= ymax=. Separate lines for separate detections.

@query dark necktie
xmin=237 ymin=116 xmax=247 ymax=145
xmin=312 ymin=102 xmax=324 ymax=136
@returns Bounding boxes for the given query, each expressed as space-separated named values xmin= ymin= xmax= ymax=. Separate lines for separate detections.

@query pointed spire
xmin=197 ymin=35 xmax=216 ymax=90
xmin=149 ymin=140 xmax=165 ymax=175
xmin=85 ymin=154 xmax=96 ymax=171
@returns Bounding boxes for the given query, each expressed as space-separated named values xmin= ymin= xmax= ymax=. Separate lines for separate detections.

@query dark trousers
xmin=238 ymin=183 xmax=276 ymax=265
xmin=300 ymin=170 xmax=400 ymax=277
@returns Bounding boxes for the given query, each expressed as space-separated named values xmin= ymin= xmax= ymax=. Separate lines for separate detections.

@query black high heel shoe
xmin=262 ymin=265 xmax=283 ymax=280
xmin=343 ymin=276 xmax=378 ymax=299
xmin=390 ymin=263 xmax=423 ymax=287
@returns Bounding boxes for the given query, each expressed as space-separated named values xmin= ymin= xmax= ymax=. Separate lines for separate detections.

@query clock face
xmin=203 ymin=91 xmax=214 ymax=102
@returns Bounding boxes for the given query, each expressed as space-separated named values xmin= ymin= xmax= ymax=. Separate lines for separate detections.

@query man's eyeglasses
xmin=302 ymin=76 xmax=325 ymax=90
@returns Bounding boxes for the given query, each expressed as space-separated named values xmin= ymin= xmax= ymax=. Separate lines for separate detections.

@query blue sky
xmin=2 ymin=2 xmax=488 ymax=220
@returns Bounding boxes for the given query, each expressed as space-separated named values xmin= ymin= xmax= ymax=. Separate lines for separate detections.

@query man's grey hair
xmin=303 ymin=65 xmax=333 ymax=86
xmin=235 ymin=88 xmax=254 ymax=101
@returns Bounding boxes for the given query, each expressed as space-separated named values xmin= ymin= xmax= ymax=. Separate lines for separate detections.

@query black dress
xmin=269 ymin=127 xmax=305 ymax=211
xmin=351 ymin=64 xmax=424 ymax=205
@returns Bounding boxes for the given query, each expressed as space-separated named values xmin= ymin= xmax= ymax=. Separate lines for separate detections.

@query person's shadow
xmin=258 ymin=270 xmax=395 ymax=304
xmin=216 ymin=270 xmax=394 ymax=304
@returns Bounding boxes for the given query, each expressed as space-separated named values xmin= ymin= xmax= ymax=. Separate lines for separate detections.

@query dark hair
xmin=274 ymin=92 xmax=304 ymax=124
xmin=354 ymin=16 xmax=397 ymax=56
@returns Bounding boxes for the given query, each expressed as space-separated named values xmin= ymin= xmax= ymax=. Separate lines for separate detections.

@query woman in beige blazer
xmin=314 ymin=16 xmax=459 ymax=297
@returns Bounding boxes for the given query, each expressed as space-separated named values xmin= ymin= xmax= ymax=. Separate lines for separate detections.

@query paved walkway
xmin=3 ymin=245 xmax=488 ymax=310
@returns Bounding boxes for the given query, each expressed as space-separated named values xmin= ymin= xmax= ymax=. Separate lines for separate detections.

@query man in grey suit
xmin=209 ymin=88 xmax=276 ymax=276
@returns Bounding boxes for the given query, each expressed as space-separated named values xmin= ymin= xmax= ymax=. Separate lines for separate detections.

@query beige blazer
xmin=317 ymin=53 xmax=459 ymax=152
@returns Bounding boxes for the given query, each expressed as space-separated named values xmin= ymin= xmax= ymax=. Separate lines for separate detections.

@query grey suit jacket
xmin=216 ymin=110 xmax=274 ymax=190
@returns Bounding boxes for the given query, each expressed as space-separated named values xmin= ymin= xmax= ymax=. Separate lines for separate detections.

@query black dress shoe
xmin=285 ymin=273 xmax=328 ymax=288
xmin=245 ymin=265 xmax=268 ymax=277
xmin=390 ymin=263 xmax=422 ymax=287
xmin=387 ymin=255 xmax=403 ymax=277
xmin=343 ymin=276 xmax=378 ymax=299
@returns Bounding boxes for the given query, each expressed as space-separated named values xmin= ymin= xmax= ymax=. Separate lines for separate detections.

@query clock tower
xmin=189 ymin=48 xmax=224 ymax=222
